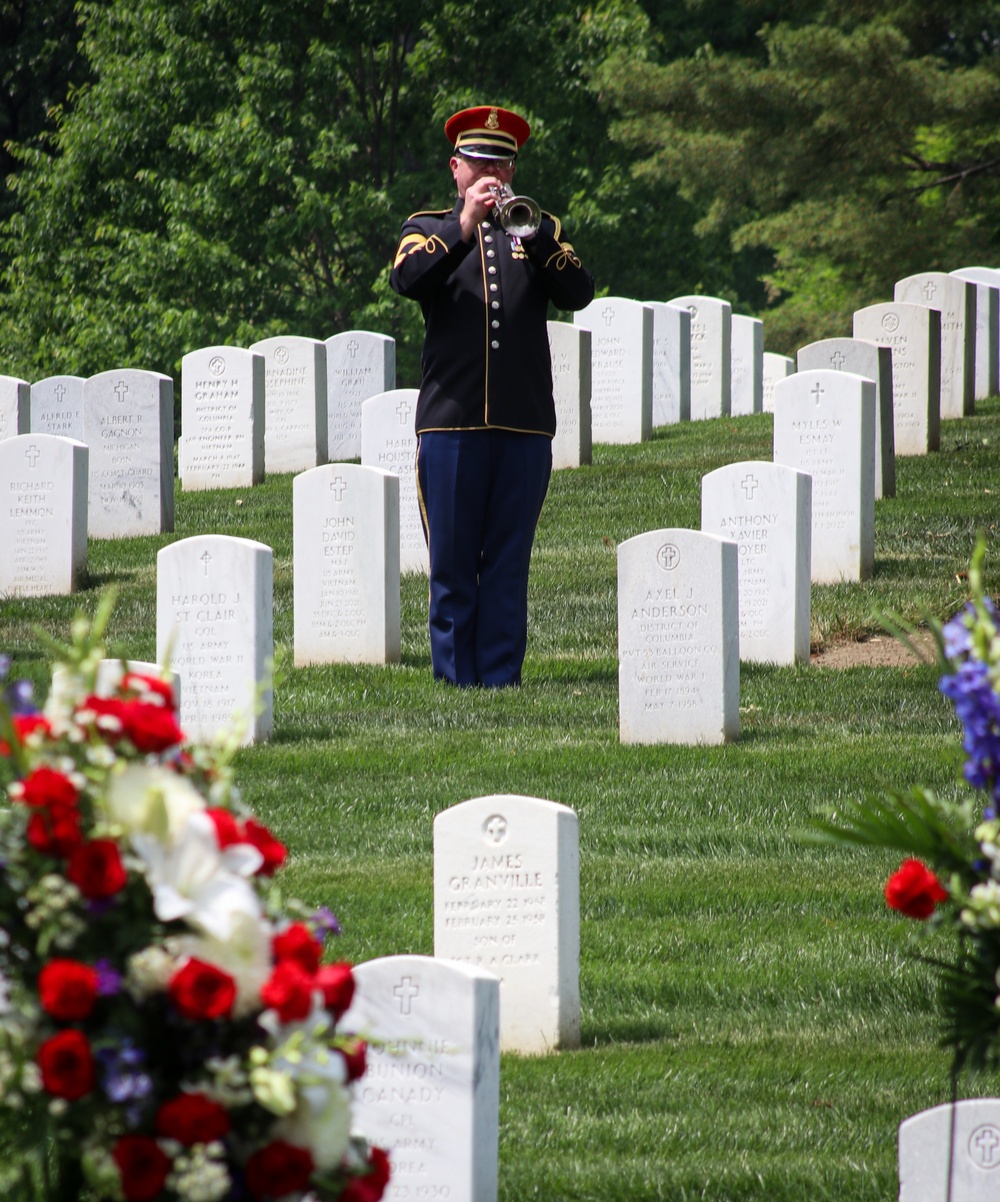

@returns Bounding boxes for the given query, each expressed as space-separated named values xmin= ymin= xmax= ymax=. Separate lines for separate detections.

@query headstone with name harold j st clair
xmin=573 ymin=296 xmax=652 ymax=444
xmin=360 ymin=388 xmax=427 ymax=574
xmin=325 ymin=330 xmax=396 ymax=462
xmin=156 ymin=535 xmax=273 ymax=745
xmin=29 ymin=376 xmax=85 ymax=442
xmin=667 ymin=295 xmax=733 ymax=421
xmin=894 ymin=272 xmax=976 ymax=420
xmin=730 ymin=314 xmax=763 ymax=417
xmin=433 ymin=794 xmax=580 ymax=1055
xmin=547 ymin=320 xmax=593 ymax=470
xmin=342 ymin=954 xmax=500 ymax=1202
xmin=898 ymin=1098 xmax=1000 ymax=1202
xmin=647 ymin=300 xmax=691 ymax=426
xmin=0 ymin=376 xmax=30 ymax=442
xmin=83 ymin=369 xmax=174 ymax=540
xmin=700 ymin=461 xmax=811 ymax=666
xmin=180 ymin=346 xmax=264 ymax=490
xmin=292 ymin=463 xmax=400 ymax=666
xmin=950 ymin=267 xmax=1000 ymax=401
xmin=617 ymin=528 xmax=740 ymax=746
xmin=796 ymin=337 xmax=896 ymax=499
xmin=773 ymin=369 xmax=875 ymax=584
xmin=0 ymin=435 xmax=87 ymax=598
xmin=248 ymin=334 xmax=328 ymax=473
xmin=853 ymin=302 xmax=941 ymax=456
xmin=762 ymin=353 xmax=795 ymax=414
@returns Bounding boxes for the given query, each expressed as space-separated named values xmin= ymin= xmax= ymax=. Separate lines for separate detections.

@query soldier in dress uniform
xmin=390 ymin=104 xmax=594 ymax=687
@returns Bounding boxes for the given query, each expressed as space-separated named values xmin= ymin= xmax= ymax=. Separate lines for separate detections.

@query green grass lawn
xmin=3 ymin=400 xmax=1000 ymax=1200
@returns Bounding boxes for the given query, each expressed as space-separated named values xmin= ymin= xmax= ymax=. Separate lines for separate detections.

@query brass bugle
xmin=490 ymin=183 xmax=541 ymax=239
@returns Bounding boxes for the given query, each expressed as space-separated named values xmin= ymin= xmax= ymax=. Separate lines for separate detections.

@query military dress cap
xmin=445 ymin=105 xmax=530 ymax=159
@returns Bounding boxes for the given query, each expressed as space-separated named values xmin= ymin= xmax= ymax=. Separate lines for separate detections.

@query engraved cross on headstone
xmin=114 ymin=380 xmax=129 ymax=404
xmin=329 ymin=475 xmax=347 ymax=501
xmin=200 ymin=551 xmax=213 ymax=576
xmin=922 ymin=280 xmax=937 ymax=302
xmin=972 ymin=1126 xmax=1000 ymax=1168
xmin=54 ymin=384 xmax=67 ymax=404
xmin=741 ymin=473 xmax=759 ymax=500
xmin=830 ymin=351 xmax=846 ymax=370
xmin=601 ymin=306 xmax=615 ymax=327
xmin=396 ymin=400 xmax=410 ymax=425
xmin=393 ymin=976 xmax=419 ymax=1015
xmin=811 ymin=382 xmax=825 ymax=405
xmin=25 ymin=444 xmax=41 ymax=469
xmin=346 ymin=339 xmax=359 ymax=358
xmin=485 ymin=815 xmax=507 ymax=843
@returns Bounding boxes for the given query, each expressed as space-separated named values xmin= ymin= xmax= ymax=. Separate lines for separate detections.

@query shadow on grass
xmin=579 ymin=1018 xmax=680 ymax=1047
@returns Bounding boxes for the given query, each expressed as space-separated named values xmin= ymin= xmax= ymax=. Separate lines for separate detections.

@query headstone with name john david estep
xmin=360 ymin=388 xmax=427 ymax=575
xmin=180 ymin=346 xmax=264 ymax=490
xmin=0 ymin=375 xmax=30 ymax=443
xmin=899 ymin=1098 xmax=1000 ymax=1201
xmin=29 ymin=376 xmax=85 ymax=442
xmin=667 ymin=295 xmax=732 ymax=421
xmin=894 ymin=272 xmax=975 ymax=420
xmin=547 ymin=320 xmax=592 ymax=469
xmin=325 ymin=330 xmax=396 ymax=461
xmin=573 ymin=296 xmax=652 ymax=444
xmin=249 ymin=334 xmax=328 ymax=473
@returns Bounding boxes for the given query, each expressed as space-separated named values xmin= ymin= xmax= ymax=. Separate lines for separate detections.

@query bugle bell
xmin=490 ymin=184 xmax=541 ymax=239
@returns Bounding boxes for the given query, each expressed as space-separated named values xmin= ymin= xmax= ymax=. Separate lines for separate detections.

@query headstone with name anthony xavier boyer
xmin=156 ymin=535 xmax=273 ymax=746
xmin=899 ymin=1098 xmax=1000 ymax=1202
xmin=180 ymin=346 xmax=264 ymax=490
xmin=618 ymin=528 xmax=740 ymax=746
xmin=762 ymin=353 xmax=795 ymax=414
xmin=0 ymin=435 xmax=87 ymax=598
xmin=647 ymin=300 xmax=691 ymax=426
xmin=573 ymin=296 xmax=652 ymax=444
xmin=0 ymin=375 xmax=30 ymax=442
xmin=434 ymin=794 xmax=580 ymax=1055
xmin=894 ymin=272 xmax=975 ymax=420
xmin=950 ymin=267 xmax=1000 ymax=401
xmin=29 ymin=376 xmax=85 ymax=442
xmin=667 ymin=295 xmax=732 ymax=421
xmin=730 ymin=314 xmax=763 ymax=417
xmin=249 ymin=334 xmax=328 ymax=473
xmin=547 ymin=320 xmax=593 ymax=469
xmin=360 ymin=388 xmax=427 ymax=575
xmin=325 ymin=330 xmax=396 ymax=462
xmin=342 ymin=954 xmax=500 ymax=1202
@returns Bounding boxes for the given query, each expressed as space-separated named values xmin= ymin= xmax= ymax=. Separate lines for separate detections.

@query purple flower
xmin=95 ymin=959 xmax=123 ymax=997
xmin=0 ymin=655 xmax=9 ymax=681
xmin=311 ymin=905 xmax=342 ymax=939
xmin=97 ymin=1039 xmax=152 ymax=1106
xmin=940 ymin=657 xmax=1000 ymax=804
xmin=5 ymin=678 xmax=35 ymax=716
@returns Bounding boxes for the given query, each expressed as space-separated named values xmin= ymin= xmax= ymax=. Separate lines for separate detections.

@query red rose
xmin=245 ymin=1141 xmax=315 ymax=1200
xmin=156 ymin=1091 xmax=230 ymax=1145
xmin=339 ymin=1038 xmax=367 ymax=1082
xmin=66 ymin=839 xmax=128 ymax=899
xmin=122 ymin=672 xmax=177 ymax=710
xmin=273 ymin=923 xmax=322 ymax=974
xmin=37 ymin=1029 xmax=95 ymax=1099
xmin=38 ymin=959 xmax=99 ymax=1020
xmin=0 ymin=713 xmax=51 ymax=754
xmin=261 ymin=961 xmax=315 ymax=1022
xmin=206 ymin=808 xmax=243 ymax=848
xmin=242 ymin=819 xmax=287 ymax=875
xmin=113 ymin=1135 xmax=172 ymax=1202
xmin=169 ymin=958 xmax=236 ymax=1021
xmin=315 ymin=962 xmax=355 ymax=1018
xmin=340 ymin=1147 xmax=391 ymax=1202
xmin=119 ymin=701 xmax=184 ymax=753
xmin=16 ymin=766 xmax=78 ymax=809
xmin=26 ymin=805 xmax=83 ymax=857
xmin=885 ymin=858 xmax=949 ymax=920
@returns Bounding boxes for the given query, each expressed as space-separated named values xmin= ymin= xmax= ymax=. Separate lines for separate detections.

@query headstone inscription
xmin=342 ymin=954 xmax=500 ymax=1202
xmin=433 ymin=794 xmax=580 ymax=1055
xmin=248 ymin=335 xmax=328 ymax=473
xmin=156 ymin=535 xmax=273 ymax=745
xmin=325 ymin=330 xmax=396 ymax=461
xmin=762 ymin=353 xmax=795 ymax=414
xmin=83 ymin=369 xmax=174 ymax=539
xmin=180 ymin=346 xmax=264 ymax=490
xmin=646 ymin=300 xmax=691 ymax=426
xmin=29 ymin=376 xmax=85 ymax=442
xmin=617 ymin=528 xmax=740 ymax=746
xmin=666 ymin=295 xmax=732 ymax=420
xmin=700 ymin=462 xmax=811 ymax=666
xmin=573 ymin=296 xmax=652 ymax=444
xmin=730 ymin=314 xmax=763 ymax=417
xmin=898 ymin=1098 xmax=1000 ymax=1202
xmin=893 ymin=272 xmax=975 ymax=419
xmin=0 ymin=435 xmax=87 ymax=598
xmin=0 ymin=376 xmax=30 ymax=442
xmin=772 ymin=369 xmax=875 ymax=584
xmin=950 ymin=267 xmax=1000 ymax=401
xmin=547 ymin=320 xmax=593 ymax=469
xmin=360 ymin=389 xmax=427 ymax=575
xmin=292 ymin=463 xmax=400 ymax=666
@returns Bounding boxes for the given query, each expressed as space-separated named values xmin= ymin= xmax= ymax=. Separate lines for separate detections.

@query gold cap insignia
xmin=485 ymin=108 xmax=500 ymax=130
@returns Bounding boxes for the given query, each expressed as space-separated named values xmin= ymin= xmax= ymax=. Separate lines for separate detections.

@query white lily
xmin=106 ymin=763 xmax=205 ymax=843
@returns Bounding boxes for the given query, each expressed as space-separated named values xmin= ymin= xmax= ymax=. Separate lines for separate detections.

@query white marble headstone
xmin=0 ymin=376 xmax=30 ymax=443
xmin=292 ymin=463 xmax=400 ymax=666
xmin=156 ymin=535 xmax=273 ymax=745
xmin=343 ymin=954 xmax=500 ymax=1202
xmin=899 ymin=1099 xmax=1000 ymax=1201
xmin=325 ymin=331 xmax=396 ymax=461
xmin=434 ymin=794 xmax=580 ymax=1055
xmin=667 ymin=295 xmax=732 ymax=420
xmin=617 ymin=528 xmax=740 ymax=745
xmin=547 ymin=320 xmax=592 ymax=470
xmin=180 ymin=346 xmax=264 ymax=490
xmin=951 ymin=268 xmax=1000 ymax=401
xmin=29 ymin=376 xmax=85 ymax=442
xmin=647 ymin=301 xmax=691 ymax=425
xmin=249 ymin=335 xmax=328 ymax=473
xmin=730 ymin=315 xmax=763 ymax=417
xmin=360 ymin=389 xmax=426 ymax=574
xmin=894 ymin=273 xmax=975 ymax=419
xmin=762 ymin=353 xmax=795 ymax=414
xmin=573 ymin=297 xmax=652 ymax=444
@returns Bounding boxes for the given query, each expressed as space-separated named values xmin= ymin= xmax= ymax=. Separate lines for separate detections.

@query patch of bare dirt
xmin=810 ymin=629 xmax=938 ymax=669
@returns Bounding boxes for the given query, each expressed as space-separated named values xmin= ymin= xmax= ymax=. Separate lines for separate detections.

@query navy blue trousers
xmin=416 ymin=429 xmax=552 ymax=687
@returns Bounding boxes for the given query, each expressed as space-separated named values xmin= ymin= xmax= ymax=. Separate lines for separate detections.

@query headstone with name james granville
xmin=773 ymin=369 xmax=874 ymax=584
xmin=83 ymin=369 xmax=174 ymax=540
xmin=762 ymin=353 xmax=795 ymax=414
xmin=0 ymin=376 xmax=30 ymax=443
xmin=180 ymin=346 xmax=264 ymax=490
xmin=342 ymin=954 xmax=500 ymax=1202
xmin=325 ymin=330 xmax=396 ymax=461
xmin=248 ymin=334 xmax=328 ymax=473
xmin=573 ymin=296 xmax=652 ymax=444
xmin=950 ymin=267 xmax=1000 ymax=401
xmin=29 ymin=376 xmax=85 ymax=442
xmin=434 ymin=793 xmax=580 ymax=1055
xmin=898 ymin=1098 xmax=1000 ymax=1202
xmin=292 ymin=463 xmax=400 ymax=666
xmin=156 ymin=535 xmax=273 ymax=745
xmin=360 ymin=388 xmax=427 ymax=574
xmin=701 ymin=461 xmax=811 ymax=666
xmin=894 ymin=272 xmax=976 ymax=420
xmin=647 ymin=300 xmax=691 ymax=426
xmin=853 ymin=302 xmax=941 ymax=456
xmin=0 ymin=435 xmax=87 ymax=598
xmin=617 ymin=528 xmax=740 ymax=746
xmin=667 ymin=295 xmax=732 ymax=421
xmin=730 ymin=314 xmax=764 ymax=417
xmin=547 ymin=320 xmax=592 ymax=469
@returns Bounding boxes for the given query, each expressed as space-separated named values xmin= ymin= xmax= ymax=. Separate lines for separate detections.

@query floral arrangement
xmin=0 ymin=598 xmax=389 ymax=1202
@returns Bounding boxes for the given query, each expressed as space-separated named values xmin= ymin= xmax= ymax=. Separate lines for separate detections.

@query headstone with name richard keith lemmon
xmin=730 ymin=315 xmax=763 ymax=417
xmin=647 ymin=300 xmax=691 ymax=426
xmin=773 ymin=369 xmax=874 ymax=584
xmin=342 ymin=954 xmax=500 ymax=1202
xmin=853 ymin=302 xmax=941 ymax=456
xmin=700 ymin=461 xmax=811 ymax=666
xmin=762 ymin=353 xmax=795 ymax=414
xmin=29 ymin=376 xmax=85 ymax=442
xmin=292 ymin=463 xmax=400 ymax=666
xmin=83 ymin=369 xmax=174 ymax=539
xmin=249 ymin=335 xmax=328 ymax=473
xmin=796 ymin=337 xmax=895 ymax=499
xmin=898 ymin=1099 xmax=1000 ymax=1202
xmin=156 ymin=535 xmax=273 ymax=745
xmin=360 ymin=388 xmax=426 ymax=574
xmin=617 ymin=528 xmax=739 ymax=746
xmin=547 ymin=320 xmax=592 ymax=470
xmin=0 ymin=435 xmax=87 ymax=598
xmin=434 ymin=793 xmax=580 ymax=1055
xmin=667 ymin=295 xmax=732 ymax=420
xmin=325 ymin=330 xmax=396 ymax=461
xmin=894 ymin=272 xmax=975 ymax=420
xmin=0 ymin=376 xmax=30 ymax=443
xmin=180 ymin=346 xmax=264 ymax=490
xmin=951 ymin=267 xmax=1000 ymax=401
xmin=573 ymin=296 xmax=652 ymax=444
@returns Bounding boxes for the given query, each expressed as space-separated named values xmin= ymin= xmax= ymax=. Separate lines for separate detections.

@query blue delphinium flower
xmin=940 ymin=656 xmax=1000 ymax=804
xmin=97 ymin=1039 xmax=153 ymax=1126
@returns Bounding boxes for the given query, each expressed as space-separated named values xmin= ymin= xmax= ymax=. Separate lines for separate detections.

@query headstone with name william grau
xmin=547 ymin=320 xmax=592 ymax=469
xmin=573 ymin=296 xmax=652 ymax=444
xmin=180 ymin=346 xmax=264 ymax=490
xmin=325 ymin=330 xmax=396 ymax=462
xmin=360 ymin=388 xmax=427 ymax=575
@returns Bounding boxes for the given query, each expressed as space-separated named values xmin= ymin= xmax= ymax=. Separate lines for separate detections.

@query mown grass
xmin=2 ymin=399 xmax=1000 ymax=1200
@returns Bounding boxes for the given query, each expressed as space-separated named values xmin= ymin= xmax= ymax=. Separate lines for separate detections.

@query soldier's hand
xmin=459 ymin=177 xmax=499 ymax=241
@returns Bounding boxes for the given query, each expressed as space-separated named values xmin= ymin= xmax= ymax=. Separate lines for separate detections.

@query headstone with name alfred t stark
xmin=0 ymin=376 xmax=30 ymax=443
xmin=573 ymin=296 xmax=652 ymax=444
xmin=547 ymin=320 xmax=592 ymax=469
xmin=667 ymin=295 xmax=732 ymax=421
xmin=325 ymin=330 xmax=396 ymax=461
xmin=894 ymin=272 xmax=975 ymax=420
xmin=29 ymin=376 xmax=85 ymax=442
xmin=180 ymin=346 xmax=264 ymax=490
xmin=360 ymin=388 xmax=427 ymax=575
xmin=249 ymin=334 xmax=328 ymax=473
xmin=899 ymin=1099 xmax=1000 ymax=1202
